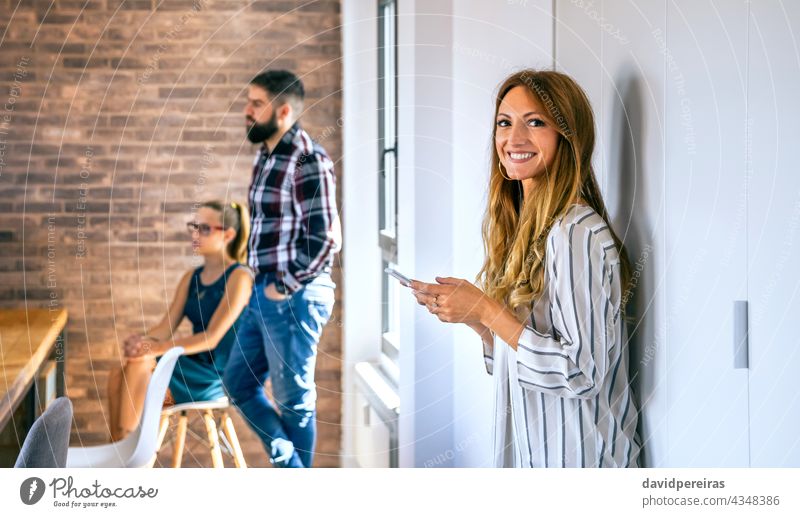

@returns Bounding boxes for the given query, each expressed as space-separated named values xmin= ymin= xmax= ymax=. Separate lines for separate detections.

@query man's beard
xmin=246 ymin=112 xmax=279 ymax=144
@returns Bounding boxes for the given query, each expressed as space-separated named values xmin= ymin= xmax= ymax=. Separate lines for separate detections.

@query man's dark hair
xmin=250 ymin=70 xmax=305 ymax=115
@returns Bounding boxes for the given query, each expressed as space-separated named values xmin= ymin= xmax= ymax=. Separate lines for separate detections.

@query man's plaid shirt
xmin=247 ymin=122 xmax=337 ymax=294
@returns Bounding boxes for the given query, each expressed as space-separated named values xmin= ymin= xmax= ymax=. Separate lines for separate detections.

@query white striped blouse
xmin=484 ymin=204 xmax=642 ymax=467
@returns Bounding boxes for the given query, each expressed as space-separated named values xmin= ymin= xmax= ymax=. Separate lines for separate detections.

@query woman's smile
xmin=506 ymin=150 xmax=537 ymax=164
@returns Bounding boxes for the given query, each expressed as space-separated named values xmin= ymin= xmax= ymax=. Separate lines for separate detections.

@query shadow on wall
xmin=608 ymin=67 xmax=657 ymax=468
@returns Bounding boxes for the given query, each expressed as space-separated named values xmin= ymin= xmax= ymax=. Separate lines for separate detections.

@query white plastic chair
xmin=66 ymin=347 xmax=184 ymax=468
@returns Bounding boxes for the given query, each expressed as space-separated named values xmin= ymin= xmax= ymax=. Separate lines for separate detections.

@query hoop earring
xmin=498 ymin=162 xmax=513 ymax=181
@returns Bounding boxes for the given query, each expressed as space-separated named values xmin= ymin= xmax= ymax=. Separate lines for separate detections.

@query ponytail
xmin=200 ymin=199 xmax=251 ymax=264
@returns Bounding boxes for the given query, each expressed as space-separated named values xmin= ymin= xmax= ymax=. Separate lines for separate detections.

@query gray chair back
xmin=14 ymin=396 xmax=73 ymax=468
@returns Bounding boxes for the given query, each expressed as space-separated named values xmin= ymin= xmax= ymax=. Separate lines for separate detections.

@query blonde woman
xmin=411 ymin=70 xmax=642 ymax=467
xmin=106 ymin=200 xmax=253 ymax=442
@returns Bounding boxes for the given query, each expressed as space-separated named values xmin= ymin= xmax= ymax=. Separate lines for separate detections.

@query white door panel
xmin=747 ymin=0 xmax=800 ymax=467
xmin=663 ymin=0 xmax=750 ymax=466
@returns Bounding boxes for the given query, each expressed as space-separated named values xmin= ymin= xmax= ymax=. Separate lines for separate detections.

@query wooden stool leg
xmin=203 ymin=409 xmax=224 ymax=468
xmin=172 ymin=411 xmax=188 ymax=468
xmin=221 ymin=411 xmax=247 ymax=468
xmin=147 ymin=413 xmax=171 ymax=468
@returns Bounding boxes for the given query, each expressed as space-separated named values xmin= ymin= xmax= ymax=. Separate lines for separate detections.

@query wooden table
xmin=0 ymin=308 xmax=68 ymax=434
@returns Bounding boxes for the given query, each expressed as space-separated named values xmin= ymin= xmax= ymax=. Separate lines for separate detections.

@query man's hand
xmin=264 ymin=282 xmax=290 ymax=301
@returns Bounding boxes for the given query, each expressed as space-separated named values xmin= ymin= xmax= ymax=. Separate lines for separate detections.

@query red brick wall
xmin=0 ymin=0 xmax=343 ymax=467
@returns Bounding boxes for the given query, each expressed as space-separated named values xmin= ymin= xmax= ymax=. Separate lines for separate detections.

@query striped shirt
xmin=248 ymin=122 xmax=338 ymax=294
xmin=484 ymin=204 xmax=642 ymax=467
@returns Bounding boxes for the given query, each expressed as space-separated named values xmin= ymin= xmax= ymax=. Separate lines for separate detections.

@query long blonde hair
xmin=477 ymin=70 xmax=631 ymax=314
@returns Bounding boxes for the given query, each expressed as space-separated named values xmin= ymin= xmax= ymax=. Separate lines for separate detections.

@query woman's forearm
xmin=479 ymin=298 xmax=525 ymax=351
xmin=143 ymin=321 xmax=175 ymax=343
xmin=155 ymin=332 xmax=218 ymax=357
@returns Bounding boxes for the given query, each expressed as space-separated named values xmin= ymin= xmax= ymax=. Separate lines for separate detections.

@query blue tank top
xmin=182 ymin=262 xmax=246 ymax=372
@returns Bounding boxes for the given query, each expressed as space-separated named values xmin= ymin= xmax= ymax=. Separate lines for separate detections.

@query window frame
xmin=378 ymin=0 xmax=399 ymax=376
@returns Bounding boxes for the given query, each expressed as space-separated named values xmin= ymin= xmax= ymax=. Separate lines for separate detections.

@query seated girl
xmin=106 ymin=200 xmax=253 ymax=442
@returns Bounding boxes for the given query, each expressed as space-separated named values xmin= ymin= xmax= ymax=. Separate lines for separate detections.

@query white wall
xmin=746 ymin=0 xmax=800 ymax=467
xmin=396 ymin=0 xmax=458 ymax=468
xmin=341 ymin=0 xmax=381 ymax=467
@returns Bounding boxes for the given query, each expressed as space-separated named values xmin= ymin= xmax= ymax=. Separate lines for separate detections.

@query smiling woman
xmin=410 ymin=69 xmax=642 ymax=468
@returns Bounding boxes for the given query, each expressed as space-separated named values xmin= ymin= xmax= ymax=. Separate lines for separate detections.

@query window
xmin=378 ymin=0 xmax=399 ymax=375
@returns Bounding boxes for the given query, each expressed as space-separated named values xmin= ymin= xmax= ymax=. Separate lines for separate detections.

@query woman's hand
xmin=124 ymin=337 xmax=165 ymax=359
xmin=122 ymin=333 xmax=143 ymax=350
xmin=121 ymin=334 xmax=143 ymax=358
xmin=411 ymin=276 xmax=525 ymax=349
xmin=410 ymin=276 xmax=492 ymax=325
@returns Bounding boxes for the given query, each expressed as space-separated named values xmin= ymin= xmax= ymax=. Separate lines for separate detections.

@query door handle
xmin=733 ymin=300 xmax=749 ymax=369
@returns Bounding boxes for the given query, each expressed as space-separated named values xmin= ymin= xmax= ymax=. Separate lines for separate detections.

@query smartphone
xmin=384 ymin=266 xmax=412 ymax=287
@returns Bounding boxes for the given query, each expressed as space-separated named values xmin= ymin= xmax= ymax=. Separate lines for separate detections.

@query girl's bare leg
xmin=113 ymin=356 xmax=157 ymax=441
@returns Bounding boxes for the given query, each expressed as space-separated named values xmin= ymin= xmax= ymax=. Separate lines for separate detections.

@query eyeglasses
xmin=186 ymin=222 xmax=226 ymax=236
